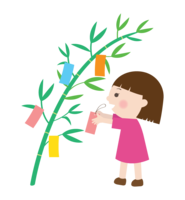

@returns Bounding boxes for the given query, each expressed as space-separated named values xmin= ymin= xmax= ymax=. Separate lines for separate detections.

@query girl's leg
xmin=119 ymin=162 xmax=127 ymax=179
xmin=134 ymin=163 xmax=142 ymax=180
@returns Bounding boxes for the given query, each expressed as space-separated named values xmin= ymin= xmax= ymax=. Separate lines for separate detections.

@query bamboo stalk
xmin=30 ymin=31 xmax=137 ymax=186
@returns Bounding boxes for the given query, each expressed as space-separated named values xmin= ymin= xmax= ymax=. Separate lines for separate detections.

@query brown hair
xmin=113 ymin=71 xmax=164 ymax=124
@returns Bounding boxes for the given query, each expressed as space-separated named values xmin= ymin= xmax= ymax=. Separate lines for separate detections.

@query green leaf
xmin=63 ymin=42 xmax=71 ymax=63
xmin=37 ymin=78 xmax=56 ymax=109
xmin=124 ymin=37 xmax=144 ymax=42
xmin=66 ymin=103 xmax=83 ymax=115
xmin=65 ymin=109 xmax=85 ymax=115
xmin=56 ymin=45 xmax=65 ymax=58
xmin=70 ymin=43 xmax=89 ymax=53
xmin=22 ymin=104 xmax=35 ymax=109
xmin=73 ymin=110 xmax=85 ymax=115
xmin=57 ymin=128 xmax=85 ymax=143
xmin=55 ymin=61 xmax=66 ymax=66
xmin=105 ymin=59 xmax=110 ymax=74
xmin=84 ymin=82 xmax=104 ymax=91
xmin=112 ymin=52 xmax=130 ymax=58
xmin=70 ymin=76 xmax=108 ymax=91
xmin=45 ymin=82 xmax=56 ymax=100
xmin=81 ymin=76 xmax=108 ymax=84
xmin=67 ymin=110 xmax=85 ymax=115
xmin=55 ymin=69 xmax=62 ymax=80
xmin=61 ymin=134 xmax=85 ymax=143
xmin=136 ymin=20 xmax=153 ymax=33
xmin=56 ymin=42 xmax=71 ymax=63
xmin=63 ymin=115 xmax=73 ymax=126
xmin=107 ymin=42 xmax=128 ymax=58
xmin=88 ymin=21 xmax=99 ymax=48
xmin=95 ymin=26 xmax=109 ymax=43
xmin=37 ymin=78 xmax=45 ymax=102
xmin=63 ymin=129 xmax=83 ymax=135
xmin=65 ymin=95 xmax=83 ymax=100
xmin=88 ymin=21 xmax=109 ymax=50
xmin=114 ymin=13 xmax=131 ymax=38
xmin=84 ymin=77 xmax=105 ymax=91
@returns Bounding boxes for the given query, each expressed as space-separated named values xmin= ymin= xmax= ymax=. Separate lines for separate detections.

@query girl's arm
xmin=92 ymin=111 xmax=113 ymax=125
xmin=105 ymin=113 xmax=113 ymax=125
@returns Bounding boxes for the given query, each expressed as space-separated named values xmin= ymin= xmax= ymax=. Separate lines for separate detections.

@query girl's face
xmin=107 ymin=86 xmax=148 ymax=118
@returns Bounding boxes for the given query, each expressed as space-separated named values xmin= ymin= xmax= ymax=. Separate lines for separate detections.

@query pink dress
xmin=112 ymin=114 xmax=149 ymax=163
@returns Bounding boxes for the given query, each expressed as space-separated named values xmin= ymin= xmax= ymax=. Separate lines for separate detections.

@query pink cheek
xmin=119 ymin=100 xmax=128 ymax=109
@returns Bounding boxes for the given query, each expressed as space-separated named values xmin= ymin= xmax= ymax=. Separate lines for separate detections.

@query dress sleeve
xmin=112 ymin=114 xmax=122 ymax=130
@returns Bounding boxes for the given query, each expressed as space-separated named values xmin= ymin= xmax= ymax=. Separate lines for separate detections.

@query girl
xmin=92 ymin=71 xmax=164 ymax=187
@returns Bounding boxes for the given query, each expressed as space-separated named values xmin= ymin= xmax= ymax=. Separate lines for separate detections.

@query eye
xmin=114 ymin=93 xmax=119 ymax=97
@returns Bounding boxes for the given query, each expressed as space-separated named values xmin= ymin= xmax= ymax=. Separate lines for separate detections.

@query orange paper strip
xmin=95 ymin=55 xmax=106 ymax=76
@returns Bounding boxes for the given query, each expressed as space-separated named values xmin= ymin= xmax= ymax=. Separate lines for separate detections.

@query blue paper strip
xmin=59 ymin=63 xmax=74 ymax=85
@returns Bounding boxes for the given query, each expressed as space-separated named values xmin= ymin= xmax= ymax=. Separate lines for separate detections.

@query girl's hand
xmin=92 ymin=113 xmax=104 ymax=125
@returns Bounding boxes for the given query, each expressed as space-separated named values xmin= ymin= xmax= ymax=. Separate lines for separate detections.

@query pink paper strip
xmin=23 ymin=104 xmax=46 ymax=129
xmin=84 ymin=111 xmax=99 ymax=135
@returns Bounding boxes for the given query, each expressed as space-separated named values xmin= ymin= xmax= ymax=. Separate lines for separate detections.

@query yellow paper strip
xmin=49 ymin=136 xmax=59 ymax=157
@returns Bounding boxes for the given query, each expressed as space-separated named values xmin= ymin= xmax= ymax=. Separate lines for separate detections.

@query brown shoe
xmin=131 ymin=179 xmax=143 ymax=187
xmin=114 ymin=178 xmax=126 ymax=185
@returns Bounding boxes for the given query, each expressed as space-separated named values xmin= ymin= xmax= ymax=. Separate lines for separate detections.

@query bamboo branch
xmin=54 ymin=111 xmax=69 ymax=121
xmin=40 ymin=101 xmax=48 ymax=123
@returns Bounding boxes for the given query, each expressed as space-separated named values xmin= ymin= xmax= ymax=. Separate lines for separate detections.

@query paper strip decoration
xmin=57 ymin=62 xmax=76 ymax=86
xmin=23 ymin=104 xmax=46 ymax=129
xmin=95 ymin=55 xmax=106 ymax=76
xmin=85 ymin=112 xmax=97 ymax=134
xmin=49 ymin=136 xmax=59 ymax=157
